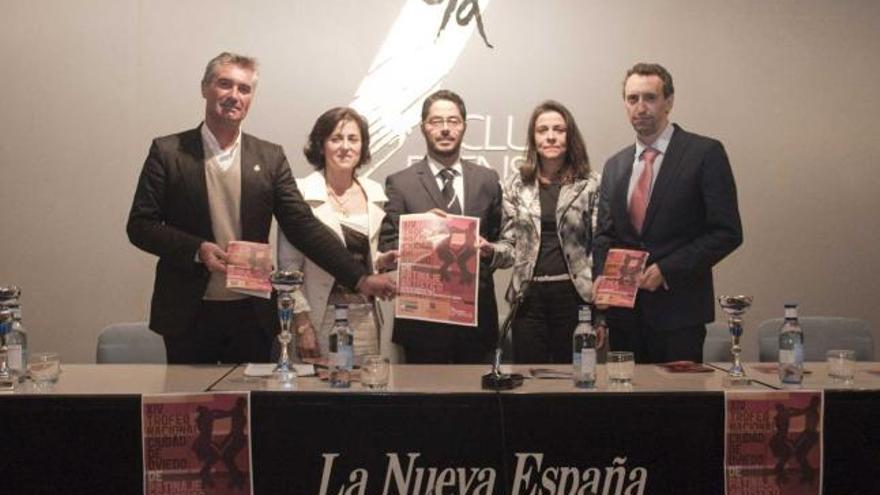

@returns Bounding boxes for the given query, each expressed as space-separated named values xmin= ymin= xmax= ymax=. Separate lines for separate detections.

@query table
xmin=1 ymin=362 xmax=878 ymax=494
xmin=0 ymin=364 xmax=235 ymax=494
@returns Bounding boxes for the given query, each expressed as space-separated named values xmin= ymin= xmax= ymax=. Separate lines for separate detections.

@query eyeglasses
xmin=425 ymin=117 xmax=464 ymax=129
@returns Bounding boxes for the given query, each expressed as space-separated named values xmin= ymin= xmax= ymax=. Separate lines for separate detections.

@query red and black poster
xmin=396 ymin=213 xmax=480 ymax=326
xmin=142 ymin=392 xmax=252 ymax=495
xmin=725 ymin=390 xmax=823 ymax=495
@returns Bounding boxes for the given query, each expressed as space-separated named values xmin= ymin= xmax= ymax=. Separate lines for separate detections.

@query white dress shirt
xmin=427 ymin=156 xmax=465 ymax=212
xmin=626 ymin=123 xmax=675 ymax=204
xmin=201 ymin=122 xmax=242 ymax=172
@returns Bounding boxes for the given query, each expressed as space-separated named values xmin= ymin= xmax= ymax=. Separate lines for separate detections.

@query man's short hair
xmin=201 ymin=52 xmax=259 ymax=90
xmin=421 ymin=89 xmax=467 ymax=122
xmin=623 ymin=63 xmax=674 ymax=99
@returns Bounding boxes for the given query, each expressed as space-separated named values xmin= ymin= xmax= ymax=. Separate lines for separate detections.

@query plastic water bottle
xmin=0 ymin=309 xmax=14 ymax=385
xmin=778 ymin=303 xmax=804 ymax=385
xmin=573 ymin=305 xmax=597 ymax=389
xmin=0 ymin=286 xmax=27 ymax=381
xmin=328 ymin=305 xmax=353 ymax=388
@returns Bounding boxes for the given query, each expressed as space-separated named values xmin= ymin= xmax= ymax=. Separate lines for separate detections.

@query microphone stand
xmin=482 ymin=281 xmax=530 ymax=390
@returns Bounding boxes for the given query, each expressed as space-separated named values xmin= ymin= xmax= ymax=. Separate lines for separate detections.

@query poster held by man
xmin=396 ymin=213 xmax=480 ymax=327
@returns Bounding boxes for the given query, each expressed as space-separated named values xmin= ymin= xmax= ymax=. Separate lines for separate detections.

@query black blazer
xmin=379 ymin=158 xmax=502 ymax=348
xmin=127 ymin=126 xmax=367 ymax=337
xmin=593 ymin=124 xmax=743 ymax=330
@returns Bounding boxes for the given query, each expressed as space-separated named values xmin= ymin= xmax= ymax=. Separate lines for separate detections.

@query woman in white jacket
xmin=278 ymin=107 xmax=397 ymax=362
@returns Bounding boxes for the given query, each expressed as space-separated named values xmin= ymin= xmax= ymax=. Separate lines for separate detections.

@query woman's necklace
xmin=328 ymin=183 xmax=356 ymax=217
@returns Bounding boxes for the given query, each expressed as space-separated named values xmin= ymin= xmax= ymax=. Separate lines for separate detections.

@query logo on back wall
xmin=350 ymin=0 xmax=514 ymax=180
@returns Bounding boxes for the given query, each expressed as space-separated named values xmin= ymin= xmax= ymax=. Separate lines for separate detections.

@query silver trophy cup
xmin=717 ymin=295 xmax=753 ymax=386
xmin=270 ymin=270 xmax=304 ymax=385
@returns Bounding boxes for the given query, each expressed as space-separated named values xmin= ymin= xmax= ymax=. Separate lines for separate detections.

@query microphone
xmin=481 ymin=279 xmax=531 ymax=390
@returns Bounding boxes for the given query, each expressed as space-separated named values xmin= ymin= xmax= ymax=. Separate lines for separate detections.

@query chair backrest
xmin=757 ymin=317 xmax=874 ymax=362
xmin=96 ymin=322 xmax=167 ymax=364
xmin=703 ymin=321 xmax=732 ymax=362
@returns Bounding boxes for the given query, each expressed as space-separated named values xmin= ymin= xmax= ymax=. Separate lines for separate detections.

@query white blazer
xmin=277 ymin=171 xmax=388 ymax=327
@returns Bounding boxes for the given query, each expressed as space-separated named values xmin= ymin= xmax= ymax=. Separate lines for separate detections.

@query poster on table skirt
xmin=725 ymin=390 xmax=823 ymax=495
xmin=396 ymin=213 xmax=479 ymax=326
xmin=142 ymin=392 xmax=252 ymax=495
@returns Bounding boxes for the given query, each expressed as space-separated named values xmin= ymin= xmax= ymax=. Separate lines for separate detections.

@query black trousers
xmin=511 ymin=280 xmax=585 ymax=364
xmin=608 ymin=310 xmax=706 ymax=364
xmin=163 ymin=299 xmax=273 ymax=364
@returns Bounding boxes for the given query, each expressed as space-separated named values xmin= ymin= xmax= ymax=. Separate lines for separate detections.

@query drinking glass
xmin=607 ymin=351 xmax=635 ymax=384
xmin=826 ymin=349 xmax=856 ymax=382
xmin=361 ymin=355 xmax=390 ymax=390
xmin=29 ymin=352 xmax=61 ymax=385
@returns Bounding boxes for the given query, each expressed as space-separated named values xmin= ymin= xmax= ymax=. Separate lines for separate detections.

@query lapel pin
xmin=253 ymin=164 xmax=261 ymax=172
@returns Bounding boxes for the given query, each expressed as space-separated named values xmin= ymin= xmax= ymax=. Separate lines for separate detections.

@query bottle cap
xmin=578 ymin=305 xmax=592 ymax=322
xmin=334 ymin=305 xmax=349 ymax=321
xmin=0 ymin=286 xmax=20 ymax=301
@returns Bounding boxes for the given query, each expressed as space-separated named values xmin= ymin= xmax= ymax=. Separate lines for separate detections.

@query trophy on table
xmin=270 ymin=270 xmax=304 ymax=385
xmin=717 ymin=295 xmax=753 ymax=386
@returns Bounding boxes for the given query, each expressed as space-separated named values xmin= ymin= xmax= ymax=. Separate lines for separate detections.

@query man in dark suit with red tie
xmin=593 ymin=63 xmax=743 ymax=364
xmin=379 ymin=90 xmax=502 ymax=364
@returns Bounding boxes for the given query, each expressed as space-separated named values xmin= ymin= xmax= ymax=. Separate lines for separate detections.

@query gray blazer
xmin=492 ymin=170 xmax=600 ymax=303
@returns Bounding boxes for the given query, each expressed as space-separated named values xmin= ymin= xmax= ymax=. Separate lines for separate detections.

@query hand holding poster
xmin=226 ymin=241 xmax=272 ymax=299
xmin=595 ymin=248 xmax=649 ymax=308
xmin=396 ymin=213 xmax=479 ymax=326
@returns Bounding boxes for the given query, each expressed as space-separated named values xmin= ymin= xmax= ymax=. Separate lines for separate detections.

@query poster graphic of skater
xmin=143 ymin=392 xmax=252 ymax=495
xmin=725 ymin=390 xmax=822 ymax=495
xmin=396 ymin=213 xmax=479 ymax=326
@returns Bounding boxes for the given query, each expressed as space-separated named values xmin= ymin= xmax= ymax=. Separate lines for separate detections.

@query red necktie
xmin=629 ymin=147 xmax=659 ymax=234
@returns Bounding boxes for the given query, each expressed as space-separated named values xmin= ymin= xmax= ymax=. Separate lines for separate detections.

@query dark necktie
xmin=439 ymin=168 xmax=462 ymax=214
xmin=629 ymin=147 xmax=659 ymax=234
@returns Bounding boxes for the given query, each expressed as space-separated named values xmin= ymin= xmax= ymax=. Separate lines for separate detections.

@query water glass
xmin=607 ymin=351 xmax=635 ymax=384
xmin=361 ymin=355 xmax=390 ymax=390
xmin=826 ymin=349 xmax=856 ymax=381
xmin=29 ymin=352 xmax=61 ymax=385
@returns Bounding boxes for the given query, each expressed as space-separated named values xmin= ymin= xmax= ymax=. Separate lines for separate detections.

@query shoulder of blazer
xmin=606 ymin=144 xmax=636 ymax=170
xmin=502 ymin=168 xmax=532 ymax=194
xmin=502 ymin=168 xmax=522 ymax=187
xmin=387 ymin=158 xmax=429 ymax=183
xmin=155 ymin=126 xmax=202 ymax=158
xmin=462 ymin=159 xmax=500 ymax=182
xmin=241 ymin=132 xmax=285 ymax=163
xmin=241 ymin=131 xmax=282 ymax=150
xmin=581 ymin=170 xmax=601 ymax=191
xmin=297 ymin=171 xmax=328 ymax=202
xmin=670 ymin=123 xmax=723 ymax=153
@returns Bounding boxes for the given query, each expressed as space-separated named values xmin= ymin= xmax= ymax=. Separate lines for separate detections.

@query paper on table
xmin=244 ymin=363 xmax=316 ymax=377
xmin=657 ymin=361 xmax=715 ymax=373
xmin=751 ymin=364 xmax=812 ymax=375
xmin=530 ymin=368 xmax=573 ymax=379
